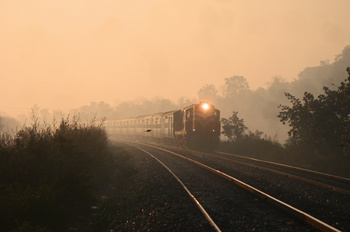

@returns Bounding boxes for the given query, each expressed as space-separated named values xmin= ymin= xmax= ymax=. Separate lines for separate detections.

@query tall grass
xmin=0 ymin=115 xmax=124 ymax=231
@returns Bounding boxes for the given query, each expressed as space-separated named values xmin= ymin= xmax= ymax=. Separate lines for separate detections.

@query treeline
xmin=2 ymin=45 xmax=349 ymax=177
xmin=278 ymin=67 xmax=350 ymax=157
xmin=0 ymin=115 xmax=20 ymax=134
xmin=220 ymin=111 xmax=284 ymax=161
xmin=219 ymin=67 xmax=350 ymax=176
xmin=199 ymin=46 xmax=350 ymax=142
xmin=0 ymin=116 xmax=134 ymax=231
xmin=13 ymin=46 xmax=350 ymax=144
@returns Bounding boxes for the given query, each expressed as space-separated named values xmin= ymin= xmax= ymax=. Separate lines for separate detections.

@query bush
xmin=219 ymin=134 xmax=285 ymax=161
xmin=0 ymin=116 xmax=124 ymax=231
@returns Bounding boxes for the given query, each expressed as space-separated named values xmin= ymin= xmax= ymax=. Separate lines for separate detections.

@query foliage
xmin=278 ymin=68 xmax=350 ymax=156
xmin=222 ymin=75 xmax=249 ymax=98
xmin=221 ymin=111 xmax=248 ymax=141
xmin=0 ymin=115 xmax=134 ymax=231
xmin=197 ymin=84 xmax=219 ymax=103
xmin=220 ymin=112 xmax=284 ymax=162
xmin=195 ymin=46 xmax=350 ymax=144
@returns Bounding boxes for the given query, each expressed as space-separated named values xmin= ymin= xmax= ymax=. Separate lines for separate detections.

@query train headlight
xmin=202 ymin=103 xmax=210 ymax=110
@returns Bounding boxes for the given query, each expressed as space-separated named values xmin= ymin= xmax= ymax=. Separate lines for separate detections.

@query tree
xmin=222 ymin=75 xmax=249 ymax=98
xmin=221 ymin=111 xmax=248 ymax=141
xmin=198 ymin=84 xmax=218 ymax=104
xmin=278 ymin=68 xmax=350 ymax=156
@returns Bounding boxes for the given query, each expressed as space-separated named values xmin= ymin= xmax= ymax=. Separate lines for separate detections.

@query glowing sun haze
xmin=1 ymin=0 xmax=349 ymax=116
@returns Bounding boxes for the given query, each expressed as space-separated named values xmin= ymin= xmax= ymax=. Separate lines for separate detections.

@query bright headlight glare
xmin=202 ymin=103 xmax=210 ymax=110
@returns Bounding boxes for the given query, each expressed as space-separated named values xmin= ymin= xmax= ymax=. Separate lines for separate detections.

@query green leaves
xmin=0 ymin=116 xmax=115 ymax=231
xmin=221 ymin=111 xmax=248 ymax=141
xmin=278 ymin=68 xmax=350 ymax=156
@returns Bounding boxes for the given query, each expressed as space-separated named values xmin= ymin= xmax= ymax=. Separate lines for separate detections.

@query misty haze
xmin=1 ymin=1 xmax=350 ymax=231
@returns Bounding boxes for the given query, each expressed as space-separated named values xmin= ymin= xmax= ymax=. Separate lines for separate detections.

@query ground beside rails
xmin=108 ymin=141 xmax=344 ymax=231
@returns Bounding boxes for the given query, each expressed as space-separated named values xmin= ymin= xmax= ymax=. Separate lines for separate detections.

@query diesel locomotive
xmin=104 ymin=102 xmax=221 ymax=150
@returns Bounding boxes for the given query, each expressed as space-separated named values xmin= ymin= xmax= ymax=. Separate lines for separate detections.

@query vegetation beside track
xmin=219 ymin=68 xmax=350 ymax=178
xmin=0 ymin=116 xmax=135 ymax=231
xmin=219 ymin=139 xmax=350 ymax=178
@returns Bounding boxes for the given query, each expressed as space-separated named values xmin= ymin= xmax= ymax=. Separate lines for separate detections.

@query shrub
xmin=0 ymin=116 xmax=120 ymax=231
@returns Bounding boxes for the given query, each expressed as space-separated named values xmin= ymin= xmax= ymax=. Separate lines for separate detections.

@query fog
xmin=3 ymin=46 xmax=348 ymax=143
xmin=1 ymin=1 xmax=350 ymax=142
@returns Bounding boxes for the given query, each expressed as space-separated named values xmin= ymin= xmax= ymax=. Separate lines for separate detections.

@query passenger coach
xmin=105 ymin=102 xmax=220 ymax=150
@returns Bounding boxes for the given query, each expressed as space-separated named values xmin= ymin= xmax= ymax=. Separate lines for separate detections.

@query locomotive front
xmin=183 ymin=102 xmax=220 ymax=150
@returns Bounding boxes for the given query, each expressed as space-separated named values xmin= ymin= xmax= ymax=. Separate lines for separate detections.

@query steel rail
xmin=142 ymin=143 xmax=342 ymax=232
xmin=216 ymin=151 xmax=350 ymax=183
xmin=189 ymin=150 xmax=350 ymax=196
xmin=125 ymin=143 xmax=222 ymax=232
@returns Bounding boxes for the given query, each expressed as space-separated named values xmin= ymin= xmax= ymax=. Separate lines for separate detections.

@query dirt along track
xmin=111 ymin=140 xmax=329 ymax=231
xmin=150 ymin=143 xmax=349 ymax=231
xmin=108 ymin=141 xmax=214 ymax=231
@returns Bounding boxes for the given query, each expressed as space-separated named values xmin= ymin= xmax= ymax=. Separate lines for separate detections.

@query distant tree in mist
xmin=278 ymin=67 xmax=350 ymax=156
xmin=198 ymin=84 xmax=219 ymax=104
xmin=290 ymin=45 xmax=350 ymax=98
xmin=71 ymin=98 xmax=190 ymax=121
xmin=222 ymin=75 xmax=249 ymax=98
xmin=113 ymin=98 xmax=179 ymax=119
xmin=0 ymin=116 xmax=20 ymax=133
xmin=77 ymin=101 xmax=114 ymax=121
xmin=197 ymin=45 xmax=350 ymax=144
xmin=177 ymin=97 xmax=194 ymax=108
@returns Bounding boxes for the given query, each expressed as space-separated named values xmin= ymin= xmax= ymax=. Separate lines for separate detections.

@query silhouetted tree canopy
xmin=221 ymin=111 xmax=248 ymax=141
xmin=278 ymin=68 xmax=350 ymax=156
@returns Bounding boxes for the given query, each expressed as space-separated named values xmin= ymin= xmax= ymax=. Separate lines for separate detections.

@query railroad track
xmin=121 ymin=141 xmax=342 ymax=231
xmin=149 ymin=143 xmax=350 ymax=231
xmin=214 ymin=151 xmax=350 ymax=195
xmin=149 ymin=143 xmax=350 ymax=195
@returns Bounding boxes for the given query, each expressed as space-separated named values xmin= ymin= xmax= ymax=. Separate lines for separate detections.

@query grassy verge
xmin=0 ymin=116 xmax=135 ymax=231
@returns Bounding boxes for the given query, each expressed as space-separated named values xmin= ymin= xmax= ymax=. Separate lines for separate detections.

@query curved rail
xmin=142 ymin=143 xmax=342 ymax=232
xmin=125 ymin=143 xmax=222 ymax=232
xmin=149 ymin=144 xmax=350 ymax=195
xmin=216 ymin=151 xmax=350 ymax=183
xmin=190 ymin=150 xmax=350 ymax=195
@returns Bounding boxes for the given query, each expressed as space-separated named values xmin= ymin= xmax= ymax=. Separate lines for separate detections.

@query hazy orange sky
xmin=1 ymin=0 xmax=349 ymax=117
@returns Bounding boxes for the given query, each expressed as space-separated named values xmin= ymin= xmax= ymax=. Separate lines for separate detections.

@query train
xmin=104 ymin=102 xmax=221 ymax=150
